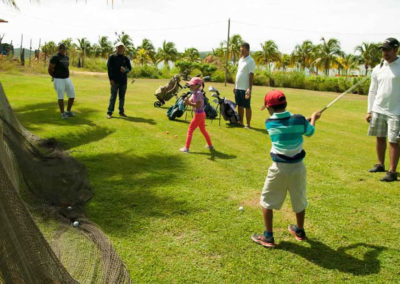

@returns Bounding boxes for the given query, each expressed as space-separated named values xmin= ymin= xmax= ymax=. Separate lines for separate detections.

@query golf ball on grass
xmin=239 ymin=206 xmax=244 ymax=211
xmin=72 ymin=221 xmax=80 ymax=227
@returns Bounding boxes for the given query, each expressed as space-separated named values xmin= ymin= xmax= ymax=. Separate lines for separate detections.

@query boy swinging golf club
xmin=252 ymin=90 xmax=321 ymax=248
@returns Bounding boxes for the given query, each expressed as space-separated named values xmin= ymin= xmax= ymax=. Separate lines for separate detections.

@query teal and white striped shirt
xmin=265 ymin=111 xmax=315 ymax=163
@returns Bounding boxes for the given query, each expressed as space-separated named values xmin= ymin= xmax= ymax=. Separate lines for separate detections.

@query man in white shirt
xmin=234 ymin=42 xmax=255 ymax=128
xmin=366 ymin=37 xmax=400 ymax=182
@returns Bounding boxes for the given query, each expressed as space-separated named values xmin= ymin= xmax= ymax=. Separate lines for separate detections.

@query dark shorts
xmin=235 ymin=89 xmax=251 ymax=109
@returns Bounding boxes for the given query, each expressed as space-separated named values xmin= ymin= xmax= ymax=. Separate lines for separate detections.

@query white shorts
xmin=53 ymin=78 xmax=75 ymax=100
xmin=260 ymin=161 xmax=307 ymax=213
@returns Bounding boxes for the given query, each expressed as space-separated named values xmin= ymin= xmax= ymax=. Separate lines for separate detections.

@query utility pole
xmin=29 ymin=39 xmax=32 ymax=66
xmin=20 ymin=34 xmax=25 ymax=66
xmin=224 ymin=18 xmax=230 ymax=86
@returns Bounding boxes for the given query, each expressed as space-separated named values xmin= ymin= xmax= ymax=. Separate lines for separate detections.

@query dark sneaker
xmin=61 ymin=112 xmax=69 ymax=119
xmin=65 ymin=111 xmax=75 ymax=117
xmin=119 ymin=113 xmax=128 ymax=118
xmin=251 ymin=233 xmax=275 ymax=248
xmin=288 ymin=225 xmax=307 ymax=241
xmin=369 ymin=164 xmax=385 ymax=173
xmin=380 ymin=171 xmax=398 ymax=182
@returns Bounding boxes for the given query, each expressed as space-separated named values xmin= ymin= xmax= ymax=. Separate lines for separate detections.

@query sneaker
xmin=251 ymin=233 xmax=275 ymax=248
xmin=119 ymin=113 xmax=128 ymax=118
xmin=288 ymin=225 xmax=307 ymax=241
xmin=244 ymin=125 xmax=250 ymax=129
xmin=61 ymin=112 xmax=69 ymax=119
xmin=380 ymin=171 xmax=398 ymax=182
xmin=205 ymin=145 xmax=215 ymax=151
xmin=369 ymin=164 xmax=385 ymax=173
xmin=179 ymin=147 xmax=189 ymax=153
xmin=65 ymin=111 xmax=75 ymax=117
xmin=107 ymin=114 xmax=112 ymax=119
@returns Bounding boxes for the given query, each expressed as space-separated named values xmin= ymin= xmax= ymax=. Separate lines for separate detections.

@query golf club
xmin=319 ymin=76 xmax=369 ymax=113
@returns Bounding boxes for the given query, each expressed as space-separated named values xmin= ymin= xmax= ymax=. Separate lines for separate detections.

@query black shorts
xmin=235 ymin=89 xmax=251 ymax=109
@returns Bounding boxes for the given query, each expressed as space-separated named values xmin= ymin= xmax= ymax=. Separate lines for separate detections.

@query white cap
xmin=115 ymin=42 xmax=125 ymax=48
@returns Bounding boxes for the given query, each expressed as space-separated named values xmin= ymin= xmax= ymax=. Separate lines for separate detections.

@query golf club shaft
xmin=319 ymin=76 xmax=369 ymax=113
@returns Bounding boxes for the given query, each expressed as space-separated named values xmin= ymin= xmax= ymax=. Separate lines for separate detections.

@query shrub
xmin=129 ymin=65 xmax=161 ymax=79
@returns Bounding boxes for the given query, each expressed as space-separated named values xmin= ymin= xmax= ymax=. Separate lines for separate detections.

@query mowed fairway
xmin=1 ymin=72 xmax=400 ymax=283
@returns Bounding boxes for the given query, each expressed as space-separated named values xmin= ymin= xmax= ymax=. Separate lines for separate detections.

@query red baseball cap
xmin=264 ymin=90 xmax=287 ymax=107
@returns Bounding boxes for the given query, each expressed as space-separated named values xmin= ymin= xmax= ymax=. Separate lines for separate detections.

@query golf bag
xmin=208 ymin=86 xmax=240 ymax=125
xmin=204 ymin=95 xmax=218 ymax=119
xmin=167 ymin=91 xmax=191 ymax=120
xmin=154 ymin=75 xmax=183 ymax=107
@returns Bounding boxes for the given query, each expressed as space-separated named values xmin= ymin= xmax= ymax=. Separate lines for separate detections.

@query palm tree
xmin=254 ymin=40 xmax=281 ymax=71
xmin=98 ymin=36 xmax=113 ymax=58
xmin=228 ymin=34 xmax=243 ymax=64
xmin=337 ymin=54 xmax=360 ymax=76
xmin=182 ymin=47 xmax=200 ymax=63
xmin=291 ymin=40 xmax=314 ymax=71
xmin=137 ymin=38 xmax=156 ymax=65
xmin=157 ymin=40 xmax=178 ymax=68
xmin=212 ymin=42 xmax=226 ymax=62
xmin=76 ymin=37 xmax=90 ymax=68
xmin=275 ymin=53 xmax=291 ymax=71
xmin=41 ymin=41 xmax=57 ymax=60
xmin=312 ymin=37 xmax=343 ymax=76
xmin=135 ymin=48 xmax=151 ymax=66
xmin=355 ymin=42 xmax=381 ymax=75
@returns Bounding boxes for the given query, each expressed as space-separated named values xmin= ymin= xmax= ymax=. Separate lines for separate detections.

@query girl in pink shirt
xmin=179 ymin=77 xmax=214 ymax=153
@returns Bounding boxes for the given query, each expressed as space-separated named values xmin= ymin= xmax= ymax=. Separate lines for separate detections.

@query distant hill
xmin=8 ymin=48 xmax=36 ymax=58
xmin=199 ymin=51 xmax=212 ymax=59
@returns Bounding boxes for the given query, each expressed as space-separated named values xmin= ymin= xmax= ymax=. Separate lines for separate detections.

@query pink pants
xmin=185 ymin=112 xmax=212 ymax=149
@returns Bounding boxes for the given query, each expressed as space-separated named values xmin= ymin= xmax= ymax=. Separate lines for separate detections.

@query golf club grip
xmin=319 ymin=106 xmax=328 ymax=113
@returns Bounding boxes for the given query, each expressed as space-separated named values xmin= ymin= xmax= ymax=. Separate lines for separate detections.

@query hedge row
xmin=127 ymin=66 xmax=370 ymax=95
xmin=252 ymin=70 xmax=370 ymax=95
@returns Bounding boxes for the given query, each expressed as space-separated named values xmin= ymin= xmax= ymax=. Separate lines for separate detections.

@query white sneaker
xmin=107 ymin=114 xmax=112 ymax=119
xmin=61 ymin=112 xmax=69 ymax=119
xmin=179 ymin=147 xmax=189 ymax=153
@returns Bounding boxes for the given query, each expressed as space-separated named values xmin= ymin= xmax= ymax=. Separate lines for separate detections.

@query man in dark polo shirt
xmin=48 ymin=43 xmax=76 ymax=119
xmin=106 ymin=42 xmax=132 ymax=119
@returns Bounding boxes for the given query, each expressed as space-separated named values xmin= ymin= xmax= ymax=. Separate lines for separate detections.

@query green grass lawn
xmin=1 ymin=72 xmax=400 ymax=283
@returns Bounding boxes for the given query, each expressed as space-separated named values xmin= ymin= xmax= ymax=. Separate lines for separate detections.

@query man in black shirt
xmin=106 ymin=42 xmax=132 ymax=118
xmin=48 ymin=43 xmax=76 ymax=119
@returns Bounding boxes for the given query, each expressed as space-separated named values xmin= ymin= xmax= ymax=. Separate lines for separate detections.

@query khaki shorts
xmin=260 ymin=161 xmax=307 ymax=213
xmin=368 ymin=112 xmax=400 ymax=143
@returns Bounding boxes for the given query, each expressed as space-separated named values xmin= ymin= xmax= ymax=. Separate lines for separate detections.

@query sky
xmin=0 ymin=0 xmax=399 ymax=54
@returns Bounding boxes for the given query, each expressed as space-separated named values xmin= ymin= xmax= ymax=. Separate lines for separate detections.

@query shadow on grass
xmin=277 ymin=240 xmax=386 ymax=275
xmin=55 ymin=126 xmax=115 ymax=150
xmin=249 ymin=126 xmax=268 ymax=135
xmin=82 ymin=152 xmax=194 ymax=236
xmin=170 ymin=119 xmax=190 ymax=124
xmin=112 ymin=116 xmax=156 ymax=125
xmin=190 ymin=150 xmax=237 ymax=161
xmin=13 ymin=102 xmax=97 ymax=128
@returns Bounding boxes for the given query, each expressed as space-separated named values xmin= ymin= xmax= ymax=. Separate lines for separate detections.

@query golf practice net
xmin=0 ymin=83 xmax=132 ymax=283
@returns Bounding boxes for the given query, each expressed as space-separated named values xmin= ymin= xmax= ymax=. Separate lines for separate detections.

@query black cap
xmin=58 ymin=43 xmax=66 ymax=49
xmin=380 ymin=38 xmax=399 ymax=50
